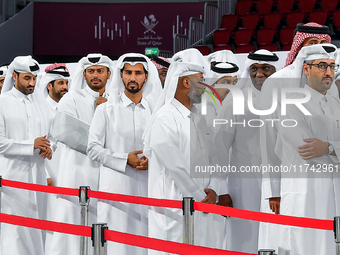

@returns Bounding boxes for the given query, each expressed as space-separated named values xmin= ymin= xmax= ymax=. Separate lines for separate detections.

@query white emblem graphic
xmin=141 ymin=14 xmax=159 ymax=34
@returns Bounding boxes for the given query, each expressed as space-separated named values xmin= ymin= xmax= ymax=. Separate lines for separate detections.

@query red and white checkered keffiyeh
xmin=284 ymin=22 xmax=331 ymax=67
xmin=151 ymin=56 xmax=170 ymax=69
xmin=45 ymin=62 xmax=69 ymax=72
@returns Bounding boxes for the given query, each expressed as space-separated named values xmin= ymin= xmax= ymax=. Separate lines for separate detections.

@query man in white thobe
xmin=277 ymin=43 xmax=340 ymax=255
xmin=0 ymin=56 xmax=53 ymax=255
xmin=87 ymin=53 xmax=161 ymax=255
xmin=144 ymin=61 xmax=219 ymax=254
xmin=38 ymin=63 xmax=71 ymax=255
xmin=214 ymin=50 xmax=279 ymax=253
xmin=258 ymin=24 xmax=338 ymax=252
xmin=49 ymin=54 xmax=114 ymax=255
xmin=204 ymin=49 xmax=241 ymax=249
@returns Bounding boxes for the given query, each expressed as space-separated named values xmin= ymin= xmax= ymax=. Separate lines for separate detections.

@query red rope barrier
xmin=1 ymin=179 xmax=78 ymax=197
xmin=0 ymin=213 xmax=91 ymax=237
xmin=0 ymin=213 xmax=255 ymax=255
xmin=194 ymin=202 xmax=334 ymax=231
xmin=105 ymin=228 xmax=255 ymax=255
xmin=0 ymin=179 xmax=334 ymax=231
xmin=88 ymin=189 xmax=182 ymax=209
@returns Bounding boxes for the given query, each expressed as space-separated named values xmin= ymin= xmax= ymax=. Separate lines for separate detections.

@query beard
xmin=188 ymin=85 xmax=202 ymax=104
xmin=125 ymin=81 xmax=144 ymax=94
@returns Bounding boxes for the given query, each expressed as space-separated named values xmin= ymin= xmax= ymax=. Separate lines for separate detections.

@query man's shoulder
xmin=58 ymin=90 xmax=87 ymax=105
xmin=155 ymin=103 xmax=180 ymax=118
xmin=0 ymin=91 xmax=16 ymax=104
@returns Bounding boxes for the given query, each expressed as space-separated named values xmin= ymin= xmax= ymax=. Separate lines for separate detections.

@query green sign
xmin=145 ymin=48 xmax=159 ymax=56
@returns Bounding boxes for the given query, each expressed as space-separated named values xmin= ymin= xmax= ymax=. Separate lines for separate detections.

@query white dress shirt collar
xmin=120 ymin=91 xmax=147 ymax=109
xmin=172 ymin=98 xmax=190 ymax=118
xmin=12 ymin=86 xmax=33 ymax=102
xmin=304 ymin=83 xmax=329 ymax=104
xmin=84 ymin=85 xmax=100 ymax=98
xmin=46 ymin=95 xmax=58 ymax=110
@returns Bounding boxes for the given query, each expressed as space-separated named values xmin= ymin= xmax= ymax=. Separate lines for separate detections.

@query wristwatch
xmin=328 ymin=143 xmax=334 ymax=155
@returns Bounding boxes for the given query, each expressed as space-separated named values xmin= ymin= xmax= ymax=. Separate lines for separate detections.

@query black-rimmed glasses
xmin=308 ymin=62 xmax=339 ymax=72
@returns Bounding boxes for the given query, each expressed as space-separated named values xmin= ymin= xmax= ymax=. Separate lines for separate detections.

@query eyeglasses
xmin=308 ymin=62 xmax=339 ymax=72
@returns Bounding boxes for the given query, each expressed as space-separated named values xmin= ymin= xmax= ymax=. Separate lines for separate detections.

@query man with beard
xmin=87 ymin=53 xmax=161 ymax=254
xmin=277 ymin=43 xmax=340 ymax=255
xmin=144 ymin=61 xmax=219 ymax=254
xmin=214 ymin=50 xmax=279 ymax=253
xmin=44 ymin=63 xmax=70 ymax=105
xmin=49 ymin=54 xmax=114 ymax=255
xmin=37 ymin=63 xmax=71 ymax=255
xmin=0 ymin=56 xmax=53 ymax=255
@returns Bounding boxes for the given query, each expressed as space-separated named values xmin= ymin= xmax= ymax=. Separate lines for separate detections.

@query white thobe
xmin=202 ymin=96 xmax=227 ymax=250
xmin=87 ymin=92 xmax=151 ymax=255
xmin=277 ymin=84 xmax=340 ymax=255
xmin=50 ymin=86 xmax=101 ymax=255
xmin=214 ymin=85 xmax=262 ymax=253
xmin=148 ymin=99 xmax=219 ymax=255
xmin=258 ymin=68 xmax=339 ymax=251
xmin=0 ymin=87 xmax=49 ymax=255
xmin=44 ymin=96 xmax=63 ymax=255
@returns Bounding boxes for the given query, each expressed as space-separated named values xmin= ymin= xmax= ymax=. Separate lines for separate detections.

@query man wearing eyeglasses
xmin=276 ymin=44 xmax=340 ymax=255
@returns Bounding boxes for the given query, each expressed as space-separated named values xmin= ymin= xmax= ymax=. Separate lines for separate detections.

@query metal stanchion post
xmin=182 ymin=197 xmax=194 ymax=245
xmin=334 ymin=217 xmax=340 ymax=255
xmin=258 ymin=249 xmax=276 ymax=255
xmin=79 ymin=186 xmax=90 ymax=255
xmin=92 ymin=223 xmax=108 ymax=255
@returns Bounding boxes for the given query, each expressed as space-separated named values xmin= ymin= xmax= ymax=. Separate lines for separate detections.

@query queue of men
xmin=0 ymin=21 xmax=339 ymax=255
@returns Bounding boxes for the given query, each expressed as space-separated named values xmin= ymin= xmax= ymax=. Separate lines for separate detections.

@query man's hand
xmin=95 ymin=96 xmax=107 ymax=107
xmin=217 ymin=194 xmax=233 ymax=207
xmin=201 ymin=189 xmax=217 ymax=204
xmin=269 ymin=197 xmax=280 ymax=214
xmin=34 ymin=135 xmax=50 ymax=151
xmin=128 ymin=150 xmax=145 ymax=170
xmin=47 ymin=178 xmax=54 ymax=186
xmin=135 ymin=156 xmax=148 ymax=171
xmin=39 ymin=147 xmax=52 ymax=159
xmin=298 ymin=138 xmax=328 ymax=160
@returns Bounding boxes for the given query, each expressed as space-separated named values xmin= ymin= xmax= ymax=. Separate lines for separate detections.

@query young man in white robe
xmin=0 ymin=55 xmax=53 ymax=255
xmin=260 ymin=22 xmax=336 ymax=216
xmin=214 ymin=50 xmax=279 ymax=253
xmin=49 ymin=54 xmax=114 ymax=255
xmin=258 ymin=23 xmax=338 ymax=252
xmin=277 ymin=43 xmax=340 ymax=255
xmin=37 ymin=63 xmax=71 ymax=255
xmin=144 ymin=61 xmax=219 ymax=254
xmin=87 ymin=53 xmax=161 ymax=255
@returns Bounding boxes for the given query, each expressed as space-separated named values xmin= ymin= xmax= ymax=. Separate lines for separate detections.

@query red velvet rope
xmin=105 ymin=228 xmax=256 ymax=255
xmin=88 ymin=189 xmax=182 ymax=209
xmin=0 ymin=212 xmax=256 ymax=255
xmin=0 ymin=213 xmax=91 ymax=237
xmin=194 ymin=202 xmax=334 ymax=231
xmin=0 ymin=179 xmax=334 ymax=231
xmin=1 ymin=179 xmax=78 ymax=197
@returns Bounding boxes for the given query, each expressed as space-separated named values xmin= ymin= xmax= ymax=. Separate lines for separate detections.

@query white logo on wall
xmin=141 ymin=15 xmax=158 ymax=34
xmin=137 ymin=14 xmax=162 ymax=46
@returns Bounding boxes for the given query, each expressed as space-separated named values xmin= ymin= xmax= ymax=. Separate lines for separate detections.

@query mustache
xmin=128 ymin=81 xmax=138 ymax=86
xmin=322 ymin=77 xmax=333 ymax=82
